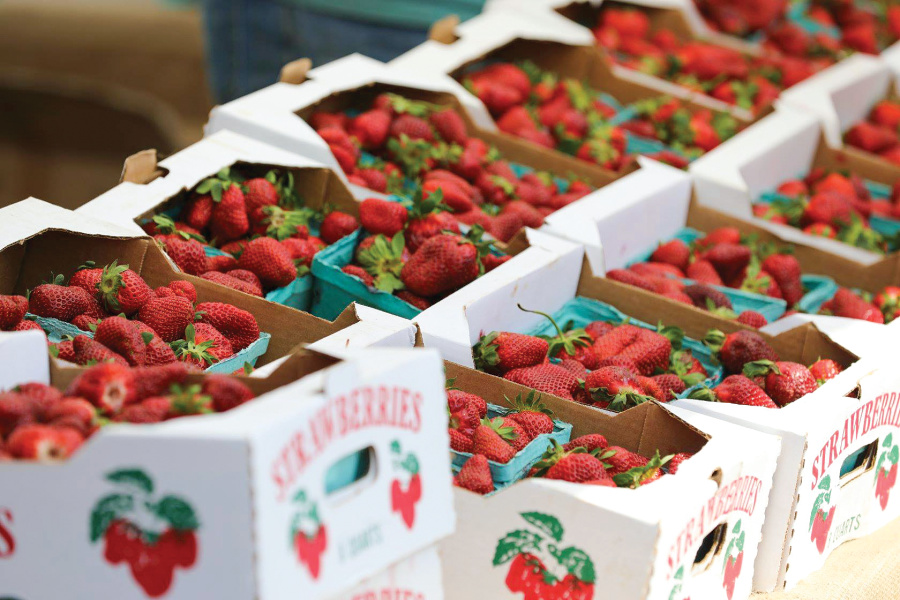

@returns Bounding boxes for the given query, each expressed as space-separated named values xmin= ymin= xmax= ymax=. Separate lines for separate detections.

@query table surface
xmin=754 ymin=517 xmax=900 ymax=600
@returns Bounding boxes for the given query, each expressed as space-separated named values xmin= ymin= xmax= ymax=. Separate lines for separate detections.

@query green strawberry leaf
xmin=89 ymin=493 xmax=134 ymax=543
xmin=493 ymin=530 xmax=543 ymax=566
xmin=520 ymin=512 xmax=564 ymax=543
xmin=554 ymin=546 xmax=596 ymax=584
xmin=153 ymin=495 xmax=199 ymax=531
xmin=107 ymin=468 xmax=154 ymax=494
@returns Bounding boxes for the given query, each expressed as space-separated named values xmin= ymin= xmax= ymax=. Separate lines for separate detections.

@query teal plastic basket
xmin=450 ymin=403 xmax=572 ymax=487
xmin=310 ymin=230 xmax=422 ymax=321
xmin=626 ymin=227 xmax=789 ymax=321
xmin=795 ymin=275 xmax=840 ymax=315
xmin=524 ymin=296 xmax=724 ymax=397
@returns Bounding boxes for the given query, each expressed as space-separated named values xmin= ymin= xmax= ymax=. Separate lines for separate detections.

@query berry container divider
xmin=449 ymin=403 xmax=572 ymax=486
xmin=523 ymin=295 xmax=723 ymax=398
xmin=0 ymin=342 xmax=455 ymax=600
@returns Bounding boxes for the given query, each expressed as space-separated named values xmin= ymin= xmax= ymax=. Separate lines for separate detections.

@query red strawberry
xmin=449 ymin=428 xmax=475 ymax=453
xmin=67 ymin=362 xmax=137 ymax=413
xmin=137 ymin=296 xmax=194 ymax=343
xmin=430 ymin=109 xmax=468 ymax=145
xmin=342 ymin=265 xmax=374 ymax=286
xmin=606 ymin=269 xmax=657 ymax=293
xmin=584 ymin=366 xmax=654 ymax=411
xmin=599 ymin=446 xmax=648 ymax=476
xmin=705 ymin=243 xmax=751 ymax=282
xmin=45 ymin=398 xmax=96 ymax=436
xmin=473 ymin=332 xmax=548 ymax=373
xmin=93 ymin=316 xmax=149 ymax=366
xmin=160 ymin=237 xmax=208 ymax=276
xmin=824 ymin=288 xmax=884 ymax=323
xmin=357 ymin=198 xmax=408 ymax=238
xmin=472 ymin=418 xmax=518 ymax=463
xmin=395 ymin=290 xmax=431 ymax=310
xmin=508 ymin=391 xmax=554 ymax=439
xmin=184 ymin=195 xmax=214 ymax=230
xmin=201 ymin=271 xmax=263 ymax=297
xmin=736 ymin=311 xmax=768 ymax=328
xmin=319 ymin=211 xmax=359 ymax=244
xmin=686 ymin=260 xmax=724 ymax=285
xmin=499 ymin=416 xmax=531 ymax=452
xmin=96 ymin=261 xmax=152 ymax=316
xmin=168 ymin=280 xmax=197 ymax=303
xmin=53 ymin=340 xmax=76 ymax=363
xmin=809 ymin=359 xmax=842 ymax=384
xmin=845 ymin=122 xmax=898 ymax=153
xmin=585 ymin=321 xmax=615 ymax=341
xmin=237 ymin=237 xmax=297 ymax=289
xmin=649 ymin=239 xmax=691 ymax=271
xmin=592 ymin=324 xmax=642 ymax=360
xmin=617 ymin=329 xmax=672 ymax=375
xmin=12 ymin=320 xmax=44 ymax=333
xmin=7 ymin=425 xmax=81 ymax=460
xmin=205 ymin=254 xmax=239 ymax=272
xmin=210 ymin=186 xmax=249 ymax=243
xmin=693 ymin=374 xmax=777 ymax=408
xmin=745 ymin=360 xmax=818 ymax=407
xmin=652 ymin=374 xmax=687 ymax=400
xmin=73 ymin=313 xmax=100 ymax=331
xmin=423 ymin=178 xmax=474 ymax=213
xmin=803 ymin=192 xmax=853 ymax=227
xmin=115 ymin=396 xmax=172 ymax=423
xmin=350 ymin=109 xmax=392 ymax=149
xmin=482 ymin=253 xmax=511 ymax=273
xmin=705 ymin=329 xmax=779 ymax=374
xmin=72 ymin=335 xmax=128 ymax=367
xmin=871 ymin=101 xmax=900 ymax=129
xmin=503 ymin=363 xmax=580 ymax=401
xmin=545 ymin=452 xmax=609 ymax=483
xmin=201 ymin=375 xmax=254 ymax=412
xmin=130 ymin=363 xmax=189 ymax=400
xmin=0 ymin=392 xmax=35 ymax=437
xmin=28 ymin=284 xmax=95 ymax=322
xmin=400 ymin=234 xmax=479 ymax=297
xmin=243 ymin=177 xmax=279 ymax=215
xmin=403 ymin=205 xmax=466 ymax=250
xmin=0 ymin=295 xmax=27 ymax=329
xmin=355 ymin=168 xmax=388 ymax=193
xmin=281 ymin=237 xmax=324 ymax=269
xmin=174 ymin=323 xmax=234 ymax=368
xmin=195 ymin=302 xmax=260 ymax=351
xmin=454 ymin=454 xmax=493 ymax=495
xmin=390 ymin=114 xmax=434 ymax=141
xmin=668 ymin=453 xmax=692 ymax=474
xmin=761 ymin=254 xmax=803 ymax=307
xmin=564 ymin=434 xmax=608 ymax=453
xmin=601 ymin=7 xmax=651 ymax=38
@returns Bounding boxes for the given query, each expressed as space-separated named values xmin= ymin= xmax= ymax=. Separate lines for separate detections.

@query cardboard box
xmin=690 ymin=104 xmax=900 ymax=266
xmin=440 ymin=361 xmax=781 ymax=600
xmin=392 ymin=8 xmax=756 ymax=128
xmin=205 ymin=53 xmax=626 ymax=200
xmin=478 ymin=0 xmax=767 ymax=120
xmin=0 ymin=345 xmax=454 ymax=599
xmin=0 ymin=199 xmax=417 ymax=372
xmin=0 ymin=330 xmax=49 ymax=391
xmin=329 ymin=545 xmax=444 ymax=600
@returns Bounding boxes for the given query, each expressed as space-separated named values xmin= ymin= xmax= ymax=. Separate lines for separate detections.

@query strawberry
xmin=142 ymin=333 xmax=179 ymax=367
xmin=0 ymin=392 xmax=35 ymax=437
xmin=777 ymin=180 xmax=808 ymax=197
xmin=705 ymin=329 xmax=779 ymax=375
xmin=201 ymin=375 xmax=254 ymax=412
xmin=53 ymin=340 xmax=76 ymax=363
xmin=598 ymin=446 xmax=648 ymax=476
xmin=845 ymin=122 xmax=898 ymax=153
xmin=508 ymin=391 xmax=554 ymax=439
xmin=430 ymin=109 xmax=468 ymax=145
xmin=45 ymin=398 xmax=96 ymax=436
xmin=652 ymin=374 xmax=687 ymax=400
xmin=196 ymin=302 xmax=260 ymax=351
xmin=28 ymin=283 xmax=95 ymax=322
xmin=173 ymin=323 xmax=233 ymax=368
xmin=584 ymin=321 xmax=615 ymax=341
xmin=281 ymin=237 xmax=323 ymax=269
xmin=447 ymin=389 xmax=487 ymax=419
xmin=72 ymin=335 xmax=128 ymax=367
xmin=449 ymin=402 xmax=480 ymax=438
xmin=237 ymin=237 xmax=297 ymax=289
xmin=13 ymin=320 xmax=44 ymax=333
xmin=686 ymin=260 xmax=724 ymax=285
xmin=803 ymin=192 xmax=853 ymax=227
xmin=745 ymin=360 xmax=818 ymax=407
xmin=68 ymin=362 xmax=137 ymax=413
xmin=519 ymin=305 xmax=597 ymax=368
xmin=342 ymin=263 xmax=374 ymax=286
xmin=159 ymin=237 xmax=208 ymax=276
xmin=243 ymin=176 xmax=279 ymax=215
xmin=617 ymin=329 xmax=672 ymax=375
xmin=390 ymin=114 xmax=434 ymax=141
xmin=668 ymin=453 xmax=692 ymax=474
xmin=449 ymin=429 xmax=475 ymax=453
xmin=761 ymin=254 xmax=803 ymax=307
xmin=93 ymin=316 xmax=149 ymax=366
xmin=423 ymin=178 xmax=474 ymax=213
xmin=650 ymin=239 xmax=691 ymax=271
xmin=400 ymin=233 xmax=480 ymax=297
xmin=355 ymin=168 xmax=388 ymax=193
xmin=482 ymin=253 xmax=512 ymax=273
xmin=454 ymin=454 xmax=493 ymax=495
xmin=871 ymin=101 xmax=900 ymax=129
xmin=6 ymin=425 xmax=81 ymax=460
xmin=168 ymin=280 xmax=197 ymax=303
xmin=115 ymin=396 xmax=172 ymax=423
xmin=205 ymin=254 xmax=239 ymax=272
xmin=201 ymin=271 xmax=263 ymax=297
xmin=96 ymin=261 xmax=152 ymax=316
xmin=473 ymin=332 xmax=548 ymax=373
xmin=0 ymin=295 xmax=27 ymax=329
xmin=684 ymin=284 xmax=732 ymax=312
xmin=130 ymin=363 xmax=189 ymax=400
xmin=319 ymin=211 xmax=359 ymax=244
xmin=350 ymin=109 xmax=392 ymax=149
xmin=184 ymin=195 xmax=215 ymax=230
xmin=736 ymin=311 xmax=768 ymax=328
xmin=705 ymin=243 xmax=751 ymax=282
xmin=563 ymin=434 xmax=608 ymax=453
xmin=226 ymin=269 xmax=263 ymax=289
xmin=592 ymin=324 xmax=642 ymax=360
xmin=472 ymin=418 xmax=518 ymax=463
xmin=138 ymin=296 xmax=194 ymax=343
xmin=503 ymin=363 xmax=580 ymax=401
xmin=359 ymin=198 xmax=408 ymax=237
xmin=823 ymin=288 xmax=884 ymax=323
xmin=210 ymin=185 xmax=249 ymax=243
xmin=809 ymin=359 xmax=842 ymax=384
xmin=499 ymin=416 xmax=531 ymax=452
xmin=691 ymin=375 xmax=778 ymax=408
xmin=584 ymin=366 xmax=654 ymax=411
xmin=545 ymin=451 xmax=609 ymax=483
xmin=606 ymin=269 xmax=657 ymax=293
xmin=395 ymin=290 xmax=431 ymax=310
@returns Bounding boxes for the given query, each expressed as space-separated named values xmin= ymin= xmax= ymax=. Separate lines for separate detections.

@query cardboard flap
xmin=278 ymin=57 xmax=312 ymax=85
xmin=120 ymin=149 xmax=165 ymax=184
xmin=428 ymin=14 xmax=459 ymax=44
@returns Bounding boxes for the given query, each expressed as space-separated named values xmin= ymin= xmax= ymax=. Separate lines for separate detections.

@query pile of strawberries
xmin=592 ymin=7 xmax=819 ymax=114
xmin=844 ymin=100 xmax=900 ymax=166
xmin=607 ymin=226 xmax=804 ymax=323
xmin=461 ymin=60 xmax=737 ymax=169
xmin=337 ymin=196 xmax=508 ymax=309
xmin=694 ymin=329 xmax=843 ymax=407
xmin=804 ymin=0 xmax=900 ymax=55
xmin=474 ymin=308 xmax=711 ymax=411
xmin=144 ymin=167 xmax=361 ymax=296
xmin=307 ymin=93 xmax=594 ymax=243
xmin=455 ymin=432 xmax=691 ymax=493
xmin=0 ymin=362 xmax=254 ymax=461
xmin=0 ymin=260 xmax=260 ymax=370
xmin=758 ymin=170 xmax=897 ymax=252
xmin=817 ymin=285 xmax=897 ymax=323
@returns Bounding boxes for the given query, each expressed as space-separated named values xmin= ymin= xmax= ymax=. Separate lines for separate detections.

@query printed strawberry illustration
xmin=809 ymin=474 xmax=835 ymax=555
xmin=494 ymin=512 xmax=595 ymax=600
xmin=722 ymin=520 xmax=745 ymax=600
xmin=668 ymin=565 xmax=686 ymax=600
xmin=90 ymin=468 xmax=199 ymax=597
xmin=875 ymin=433 xmax=900 ymax=510
xmin=390 ymin=440 xmax=422 ymax=529
xmin=290 ymin=490 xmax=328 ymax=580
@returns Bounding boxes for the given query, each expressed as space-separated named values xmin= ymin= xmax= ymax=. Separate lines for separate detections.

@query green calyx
xmin=706 ymin=298 xmax=738 ymax=319
xmin=517 ymin=304 xmax=590 ymax=360
xmin=612 ymin=450 xmax=672 ymax=489
xmin=262 ymin=205 xmax=319 ymax=240
xmin=656 ymin=322 xmax=684 ymax=350
xmin=407 ymin=186 xmax=450 ymax=220
xmin=171 ymin=324 xmax=219 ymax=367
xmin=485 ymin=416 xmax=518 ymax=442
xmin=473 ymin=331 xmax=503 ymax=371
xmin=195 ymin=167 xmax=241 ymax=202
xmin=168 ymin=383 xmax=213 ymax=415
xmin=531 ymin=439 xmax=582 ymax=478
xmin=687 ymin=385 xmax=719 ymax=403
xmin=591 ymin=387 xmax=655 ymax=413
xmin=742 ymin=359 xmax=780 ymax=379
xmin=97 ymin=260 xmax=131 ymax=313
xmin=382 ymin=93 xmax=443 ymax=118
xmin=150 ymin=215 xmax=206 ymax=242
xmin=356 ymin=232 xmax=406 ymax=293
xmin=702 ymin=329 xmax=726 ymax=354
xmin=507 ymin=389 xmax=552 ymax=417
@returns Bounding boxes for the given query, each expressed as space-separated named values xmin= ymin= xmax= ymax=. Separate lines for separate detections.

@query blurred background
xmin=0 ymin=0 xmax=476 ymax=209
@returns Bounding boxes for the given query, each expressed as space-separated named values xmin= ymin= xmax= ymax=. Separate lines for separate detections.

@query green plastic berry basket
xmin=451 ymin=403 xmax=572 ymax=487
xmin=523 ymin=296 xmax=724 ymax=398
xmin=625 ymin=227 xmax=790 ymax=322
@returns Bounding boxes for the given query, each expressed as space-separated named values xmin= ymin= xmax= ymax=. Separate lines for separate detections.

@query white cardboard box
xmin=0 ymin=346 xmax=454 ymax=600
xmin=329 ymin=545 xmax=444 ymax=600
